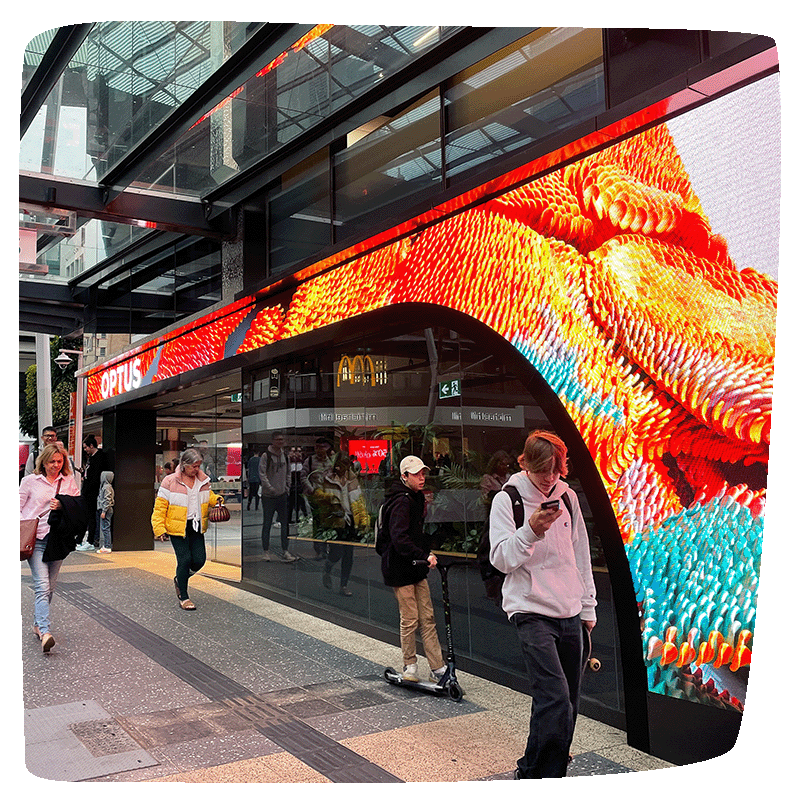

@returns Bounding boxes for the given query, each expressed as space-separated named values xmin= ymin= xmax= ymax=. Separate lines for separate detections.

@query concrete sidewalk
xmin=20 ymin=547 xmax=672 ymax=783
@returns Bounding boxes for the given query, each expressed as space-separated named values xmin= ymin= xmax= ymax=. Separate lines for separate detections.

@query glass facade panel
xmin=133 ymin=25 xmax=462 ymax=198
xmin=334 ymin=91 xmax=441 ymax=242
xmin=30 ymin=219 xmax=154 ymax=282
xmin=241 ymin=322 xmax=623 ymax=715
xmin=268 ymin=148 xmax=331 ymax=273
xmin=444 ymin=28 xmax=604 ymax=179
xmin=86 ymin=236 xmax=221 ymax=336
xmin=154 ymin=379 xmax=243 ymax=567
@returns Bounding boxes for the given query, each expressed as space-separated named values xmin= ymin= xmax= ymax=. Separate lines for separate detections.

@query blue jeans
xmin=96 ymin=509 xmax=112 ymax=549
xmin=513 ymin=612 xmax=584 ymax=778
xmin=261 ymin=494 xmax=289 ymax=552
xmin=27 ymin=537 xmax=63 ymax=635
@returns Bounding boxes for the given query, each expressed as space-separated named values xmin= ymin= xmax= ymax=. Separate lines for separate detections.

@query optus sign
xmin=99 ymin=357 xmax=143 ymax=400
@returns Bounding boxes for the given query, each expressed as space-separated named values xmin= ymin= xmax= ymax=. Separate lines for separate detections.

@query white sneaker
xmin=431 ymin=666 xmax=447 ymax=682
xmin=97 ymin=547 xmax=112 ymax=553
xmin=76 ymin=542 xmax=95 ymax=551
xmin=402 ymin=663 xmax=419 ymax=682
xmin=283 ymin=550 xmax=298 ymax=562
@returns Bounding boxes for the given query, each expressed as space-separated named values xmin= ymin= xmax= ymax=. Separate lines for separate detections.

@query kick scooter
xmin=383 ymin=558 xmax=466 ymax=702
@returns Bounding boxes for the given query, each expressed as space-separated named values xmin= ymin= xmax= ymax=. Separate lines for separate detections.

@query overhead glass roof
xmin=20 ymin=21 xmax=266 ymax=182
xmin=20 ymin=22 xmax=462 ymax=285
xmin=131 ymin=24 xmax=461 ymax=197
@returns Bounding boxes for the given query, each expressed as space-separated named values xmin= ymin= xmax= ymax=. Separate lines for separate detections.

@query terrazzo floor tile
xmin=567 ymin=751 xmax=634 ymax=776
xmin=22 ymin=552 xmax=671 ymax=784
xmin=350 ymin=699 xmax=442 ymax=732
xmin=149 ymin=751 xmax=332 ymax=783
xmin=303 ymin=709 xmax=384 ymax=741
xmin=148 ymin=730 xmax=284 ymax=772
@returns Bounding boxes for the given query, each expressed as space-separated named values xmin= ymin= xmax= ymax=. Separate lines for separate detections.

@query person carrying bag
xmin=19 ymin=442 xmax=81 ymax=654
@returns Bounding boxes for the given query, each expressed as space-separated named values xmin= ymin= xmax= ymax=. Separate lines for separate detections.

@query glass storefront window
xmin=444 ymin=28 xmax=604 ymax=179
xmin=153 ymin=376 xmax=242 ymax=567
xmin=241 ymin=321 xmax=623 ymax=716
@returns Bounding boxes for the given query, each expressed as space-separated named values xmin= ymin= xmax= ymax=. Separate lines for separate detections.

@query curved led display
xmin=87 ymin=75 xmax=779 ymax=715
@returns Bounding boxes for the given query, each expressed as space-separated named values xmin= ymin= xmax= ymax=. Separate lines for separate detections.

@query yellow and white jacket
xmin=151 ymin=468 xmax=221 ymax=538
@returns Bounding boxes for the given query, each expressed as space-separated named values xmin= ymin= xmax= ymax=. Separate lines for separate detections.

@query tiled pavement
xmin=19 ymin=547 xmax=673 ymax=783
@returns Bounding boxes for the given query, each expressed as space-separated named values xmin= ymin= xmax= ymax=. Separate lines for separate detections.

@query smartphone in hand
xmin=540 ymin=499 xmax=560 ymax=511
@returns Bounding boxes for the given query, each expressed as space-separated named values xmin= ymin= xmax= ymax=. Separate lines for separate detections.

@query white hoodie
xmin=488 ymin=471 xmax=596 ymax=622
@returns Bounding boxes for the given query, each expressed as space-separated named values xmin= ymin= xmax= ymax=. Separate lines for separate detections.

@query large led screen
xmin=87 ymin=74 xmax=779 ymax=715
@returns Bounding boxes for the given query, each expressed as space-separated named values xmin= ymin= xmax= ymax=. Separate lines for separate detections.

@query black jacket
xmin=380 ymin=480 xmax=432 ymax=587
xmin=81 ymin=449 xmax=107 ymax=501
xmin=43 ymin=494 xmax=88 ymax=563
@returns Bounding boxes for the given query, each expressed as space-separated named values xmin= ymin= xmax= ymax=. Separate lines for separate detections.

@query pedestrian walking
xmin=489 ymin=430 xmax=597 ymax=779
xmin=151 ymin=449 xmax=225 ymax=610
xmin=20 ymin=442 xmax=82 ymax=653
xmin=76 ymin=435 xmax=107 ymax=550
xmin=259 ymin=432 xmax=296 ymax=561
xmin=96 ymin=471 xmax=114 ymax=552
xmin=23 ymin=426 xmax=59 ymax=477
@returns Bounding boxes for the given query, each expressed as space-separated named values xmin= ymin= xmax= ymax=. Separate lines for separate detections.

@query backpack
xmin=477 ymin=486 xmax=573 ymax=604
xmin=263 ymin=449 xmax=289 ymax=475
xmin=374 ymin=491 xmax=409 ymax=555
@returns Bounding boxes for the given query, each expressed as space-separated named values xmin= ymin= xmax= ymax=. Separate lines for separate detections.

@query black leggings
xmin=170 ymin=523 xmax=206 ymax=600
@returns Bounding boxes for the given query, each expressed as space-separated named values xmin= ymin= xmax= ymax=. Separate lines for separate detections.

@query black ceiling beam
xmin=98 ymin=23 xmax=317 ymax=203
xmin=21 ymin=24 xmax=93 ymax=138
xmin=19 ymin=279 xmax=77 ymax=303
xmin=19 ymin=173 xmax=229 ymax=238
xmin=201 ymin=27 xmax=535 ymax=218
xmin=19 ymin=314 xmax=81 ymax=337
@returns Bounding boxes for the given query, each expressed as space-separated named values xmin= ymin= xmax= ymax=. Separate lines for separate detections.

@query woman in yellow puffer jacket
xmin=152 ymin=448 xmax=224 ymax=610
xmin=313 ymin=450 xmax=370 ymax=596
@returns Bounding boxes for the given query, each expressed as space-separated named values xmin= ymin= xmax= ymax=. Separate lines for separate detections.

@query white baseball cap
xmin=400 ymin=456 xmax=428 ymax=475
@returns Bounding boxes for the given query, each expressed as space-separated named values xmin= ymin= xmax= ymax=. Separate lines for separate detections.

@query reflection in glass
xmin=334 ymin=91 xmax=442 ymax=242
xmin=241 ymin=323 xmax=622 ymax=715
xmin=133 ymin=25 xmax=462 ymax=198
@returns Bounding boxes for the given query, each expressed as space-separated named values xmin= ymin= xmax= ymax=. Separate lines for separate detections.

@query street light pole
xmin=56 ymin=348 xmax=84 ymax=474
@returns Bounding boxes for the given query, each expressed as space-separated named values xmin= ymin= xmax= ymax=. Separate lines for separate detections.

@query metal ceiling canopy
xmin=98 ymin=23 xmax=316 ymax=204
xmin=19 ymin=173 xmax=230 ymax=238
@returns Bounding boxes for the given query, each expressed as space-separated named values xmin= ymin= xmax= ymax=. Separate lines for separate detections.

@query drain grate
xmin=53 ymin=584 xmax=404 ymax=783
xmin=70 ymin=719 xmax=142 ymax=757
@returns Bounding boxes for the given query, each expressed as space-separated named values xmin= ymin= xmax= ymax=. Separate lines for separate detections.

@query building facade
xmin=21 ymin=24 xmax=779 ymax=766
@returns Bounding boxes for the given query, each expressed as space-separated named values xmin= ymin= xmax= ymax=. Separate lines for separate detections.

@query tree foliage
xmin=19 ymin=336 xmax=81 ymax=438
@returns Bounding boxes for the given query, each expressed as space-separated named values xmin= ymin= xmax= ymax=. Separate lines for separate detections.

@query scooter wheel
xmin=447 ymin=682 xmax=463 ymax=702
xmin=383 ymin=667 xmax=397 ymax=682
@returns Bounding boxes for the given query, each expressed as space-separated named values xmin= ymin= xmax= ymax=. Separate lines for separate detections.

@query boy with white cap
xmin=378 ymin=455 xmax=446 ymax=683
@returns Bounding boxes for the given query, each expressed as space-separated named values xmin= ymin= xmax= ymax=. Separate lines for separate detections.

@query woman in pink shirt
xmin=20 ymin=442 xmax=79 ymax=653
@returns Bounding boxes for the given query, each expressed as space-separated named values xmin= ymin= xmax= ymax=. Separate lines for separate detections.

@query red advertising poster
xmin=68 ymin=392 xmax=76 ymax=462
xmin=347 ymin=439 xmax=389 ymax=474
xmin=226 ymin=444 xmax=242 ymax=478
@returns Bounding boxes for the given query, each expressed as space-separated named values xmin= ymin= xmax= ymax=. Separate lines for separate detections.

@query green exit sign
xmin=231 ymin=392 xmax=242 ymax=402
xmin=438 ymin=379 xmax=461 ymax=399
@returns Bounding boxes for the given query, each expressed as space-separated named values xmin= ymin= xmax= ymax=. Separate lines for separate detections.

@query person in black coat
xmin=76 ymin=434 xmax=107 ymax=550
xmin=379 ymin=456 xmax=446 ymax=684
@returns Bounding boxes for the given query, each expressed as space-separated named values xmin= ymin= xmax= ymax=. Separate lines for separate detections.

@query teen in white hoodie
xmin=489 ymin=430 xmax=596 ymax=779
